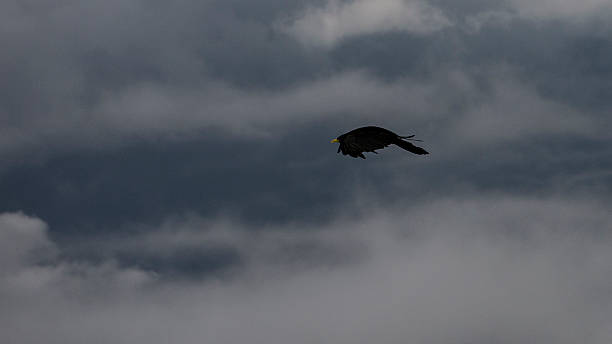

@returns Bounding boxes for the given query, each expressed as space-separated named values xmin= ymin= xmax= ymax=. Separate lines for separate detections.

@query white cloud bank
xmin=2 ymin=195 xmax=612 ymax=344
xmin=280 ymin=0 xmax=451 ymax=46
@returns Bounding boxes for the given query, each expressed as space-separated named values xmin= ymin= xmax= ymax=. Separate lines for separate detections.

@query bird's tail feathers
xmin=394 ymin=138 xmax=429 ymax=155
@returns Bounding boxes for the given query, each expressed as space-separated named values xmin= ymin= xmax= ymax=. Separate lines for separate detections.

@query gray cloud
xmin=0 ymin=212 xmax=56 ymax=273
xmin=2 ymin=196 xmax=612 ymax=343
xmin=505 ymin=0 xmax=612 ymax=20
xmin=2 ymin=0 xmax=611 ymax=171
xmin=2 ymin=1 xmax=612 ymax=341
xmin=280 ymin=0 xmax=451 ymax=46
xmin=2 ymin=65 xmax=607 ymax=172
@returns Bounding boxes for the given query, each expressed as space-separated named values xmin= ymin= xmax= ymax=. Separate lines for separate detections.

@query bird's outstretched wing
xmin=357 ymin=134 xmax=391 ymax=152
xmin=339 ymin=135 xmax=369 ymax=158
xmin=347 ymin=127 xmax=394 ymax=152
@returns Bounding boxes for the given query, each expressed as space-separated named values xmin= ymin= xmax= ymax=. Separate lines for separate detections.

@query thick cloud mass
xmin=2 ymin=199 xmax=612 ymax=344
xmin=2 ymin=0 xmax=612 ymax=342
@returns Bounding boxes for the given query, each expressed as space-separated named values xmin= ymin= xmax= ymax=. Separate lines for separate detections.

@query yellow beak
xmin=331 ymin=139 xmax=339 ymax=143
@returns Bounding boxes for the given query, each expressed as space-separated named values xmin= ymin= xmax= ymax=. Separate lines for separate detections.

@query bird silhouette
xmin=331 ymin=126 xmax=429 ymax=159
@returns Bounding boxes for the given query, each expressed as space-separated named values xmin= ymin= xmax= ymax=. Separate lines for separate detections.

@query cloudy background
xmin=2 ymin=0 xmax=612 ymax=343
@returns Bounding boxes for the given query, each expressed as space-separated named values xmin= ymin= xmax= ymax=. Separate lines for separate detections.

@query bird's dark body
xmin=335 ymin=126 xmax=429 ymax=159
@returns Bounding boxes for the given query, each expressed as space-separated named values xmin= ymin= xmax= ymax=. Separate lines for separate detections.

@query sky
xmin=1 ymin=0 xmax=612 ymax=343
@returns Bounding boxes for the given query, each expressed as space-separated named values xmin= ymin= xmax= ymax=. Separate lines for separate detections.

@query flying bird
xmin=331 ymin=126 xmax=429 ymax=159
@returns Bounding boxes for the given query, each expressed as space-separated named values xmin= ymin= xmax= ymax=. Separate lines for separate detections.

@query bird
xmin=331 ymin=126 xmax=429 ymax=159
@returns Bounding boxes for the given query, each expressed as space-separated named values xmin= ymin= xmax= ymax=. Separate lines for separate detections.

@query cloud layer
xmin=2 ymin=0 xmax=611 ymax=168
xmin=2 ymin=196 xmax=612 ymax=344
xmin=2 ymin=1 xmax=612 ymax=343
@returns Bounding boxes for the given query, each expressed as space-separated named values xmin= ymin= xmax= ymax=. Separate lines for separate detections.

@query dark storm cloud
xmin=2 ymin=116 xmax=609 ymax=237
xmin=1 ymin=0 xmax=611 ymax=164
xmin=0 ymin=0 xmax=328 ymax=161
xmin=1 ymin=0 xmax=611 ymax=263
xmin=2 ymin=0 xmax=612 ymax=342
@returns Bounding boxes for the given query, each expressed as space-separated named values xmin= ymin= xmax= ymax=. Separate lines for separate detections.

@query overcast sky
xmin=2 ymin=0 xmax=612 ymax=343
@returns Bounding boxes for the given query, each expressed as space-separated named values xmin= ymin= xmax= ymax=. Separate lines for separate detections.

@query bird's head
xmin=331 ymin=133 xmax=345 ymax=144
xmin=331 ymin=136 xmax=343 ymax=154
